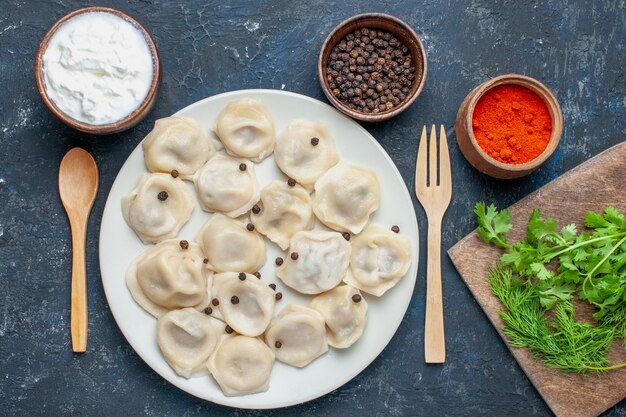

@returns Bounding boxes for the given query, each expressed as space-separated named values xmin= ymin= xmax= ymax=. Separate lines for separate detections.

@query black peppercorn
xmin=352 ymin=294 xmax=362 ymax=303
xmin=253 ymin=271 xmax=261 ymax=279
xmin=239 ymin=163 xmax=247 ymax=171
xmin=158 ymin=191 xmax=168 ymax=201
xmin=170 ymin=170 xmax=179 ymax=178
xmin=269 ymin=283 xmax=277 ymax=290
xmin=252 ymin=204 xmax=261 ymax=214
xmin=275 ymin=257 xmax=284 ymax=266
xmin=287 ymin=178 xmax=296 ymax=187
xmin=326 ymin=27 xmax=415 ymax=114
xmin=231 ymin=296 xmax=239 ymax=304
xmin=212 ymin=298 xmax=219 ymax=306
xmin=275 ymin=341 xmax=282 ymax=348
xmin=290 ymin=252 xmax=299 ymax=260
xmin=238 ymin=272 xmax=246 ymax=281
xmin=246 ymin=223 xmax=255 ymax=231
xmin=311 ymin=137 xmax=320 ymax=146
xmin=225 ymin=325 xmax=233 ymax=334
xmin=391 ymin=225 xmax=400 ymax=233
xmin=203 ymin=307 xmax=213 ymax=315
xmin=179 ymin=240 xmax=189 ymax=250
xmin=203 ymin=258 xmax=209 ymax=264
xmin=275 ymin=292 xmax=283 ymax=301
xmin=342 ymin=232 xmax=351 ymax=241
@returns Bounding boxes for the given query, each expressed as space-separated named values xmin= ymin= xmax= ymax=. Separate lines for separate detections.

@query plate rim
xmin=99 ymin=88 xmax=419 ymax=409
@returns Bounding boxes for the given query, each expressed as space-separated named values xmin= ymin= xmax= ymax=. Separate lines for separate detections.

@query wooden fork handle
xmin=69 ymin=216 xmax=88 ymax=352
xmin=424 ymin=218 xmax=445 ymax=363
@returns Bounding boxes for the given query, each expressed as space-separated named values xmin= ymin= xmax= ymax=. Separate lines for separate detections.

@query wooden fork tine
xmin=415 ymin=126 xmax=428 ymax=194
xmin=439 ymin=125 xmax=451 ymax=188
xmin=429 ymin=124 xmax=438 ymax=187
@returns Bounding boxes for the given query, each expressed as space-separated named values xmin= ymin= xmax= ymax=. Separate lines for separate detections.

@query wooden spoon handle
xmin=424 ymin=218 xmax=445 ymax=363
xmin=70 ymin=218 xmax=88 ymax=352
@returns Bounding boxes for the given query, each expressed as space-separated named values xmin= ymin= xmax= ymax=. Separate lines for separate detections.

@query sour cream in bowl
xmin=35 ymin=7 xmax=161 ymax=135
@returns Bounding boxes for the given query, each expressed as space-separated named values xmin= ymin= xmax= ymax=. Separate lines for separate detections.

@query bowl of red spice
xmin=319 ymin=13 xmax=427 ymax=122
xmin=455 ymin=74 xmax=563 ymax=179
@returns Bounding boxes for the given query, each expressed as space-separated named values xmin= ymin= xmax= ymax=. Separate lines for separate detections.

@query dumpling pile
xmin=121 ymin=98 xmax=412 ymax=397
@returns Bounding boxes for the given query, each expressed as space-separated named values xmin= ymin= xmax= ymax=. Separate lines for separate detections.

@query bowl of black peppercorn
xmin=319 ymin=13 xmax=427 ymax=122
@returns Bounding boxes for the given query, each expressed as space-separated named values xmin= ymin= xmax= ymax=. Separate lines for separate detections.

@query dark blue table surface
xmin=1 ymin=1 xmax=625 ymax=416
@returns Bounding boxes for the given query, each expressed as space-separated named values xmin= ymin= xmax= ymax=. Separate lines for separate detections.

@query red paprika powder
xmin=472 ymin=84 xmax=552 ymax=164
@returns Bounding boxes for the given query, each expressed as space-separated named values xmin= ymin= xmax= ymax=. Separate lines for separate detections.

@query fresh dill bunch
xmin=489 ymin=267 xmax=623 ymax=373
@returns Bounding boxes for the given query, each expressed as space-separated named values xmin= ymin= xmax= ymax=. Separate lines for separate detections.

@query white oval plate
xmin=99 ymin=89 xmax=419 ymax=409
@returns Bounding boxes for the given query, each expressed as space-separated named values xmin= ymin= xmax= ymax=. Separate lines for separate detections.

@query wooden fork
xmin=415 ymin=125 xmax=452 ymax=363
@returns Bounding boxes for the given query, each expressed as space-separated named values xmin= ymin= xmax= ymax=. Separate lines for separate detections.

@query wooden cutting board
xmin=448 ymin=141 xmax=626 ymax=417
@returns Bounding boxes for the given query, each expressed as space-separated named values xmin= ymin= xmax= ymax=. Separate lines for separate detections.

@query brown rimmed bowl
xmin=455 ymin=74 xmax=563 ymax=179
xmin=318 ymin=13 xmax=427 ymax=122
xmin=34 ymin=6 xmax=161 ymax=135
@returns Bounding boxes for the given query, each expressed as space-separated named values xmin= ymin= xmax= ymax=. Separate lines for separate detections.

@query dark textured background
xmin=1 ymin=0 xmax=625 ymax=416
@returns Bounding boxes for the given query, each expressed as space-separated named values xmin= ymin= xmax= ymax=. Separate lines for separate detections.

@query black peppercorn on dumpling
xmin=157 ymin=308 xmax=225 ymax=378
xmin=126 ymin=239 xmax=211 ymax=317
xmin=184 ymin=153 xmax=260 ymax=218
xmin=274 ymin=120 xmax=339 ymax=190
xmin=122 ymin=173 xmax=194 ymax=244
xmin=209 ymin=272 xmax=275 ymax=337
xmin=310 ymin=285 xmax=368 ymax=349
xmin=344 ymin=224 xmax=412 ymax=296
xmin=250 ymin=180 xmax=314 ymax=250
xmin=196 ymin=214 xmax=266 ymax=273
xmin=276 ymin=230 xmax=351 ymax=294
xmin=264 ymin=304 xmax=328 ymax=368
xmin=143 ymin=117 xmax=216 ymax=175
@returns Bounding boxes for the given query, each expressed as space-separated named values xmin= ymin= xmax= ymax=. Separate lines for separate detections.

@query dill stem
xmin=584 ymin=362 xmax=626 ymax=371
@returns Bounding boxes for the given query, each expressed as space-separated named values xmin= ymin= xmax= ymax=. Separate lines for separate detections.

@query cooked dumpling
xmin=276 ymin=230 xmax=351 ymax=294
xmin=312 ymin=162 xmax=380 ymax=234
xmin=122 ymin=173 xmax=194 ymax=244
xmin=344 ymin=224 xmax=412 ymax=296
xmin=207 ymin=335 xmax=275 ymax=396
xmin=196 ymin=214 xmax=266 ymax=273
xmin=250 ymin=180 xmax=314 ymax=249
xmin=265 ymin=304 xmax=328 ymax=367
xmin=274 ymin=120 xmax=339 ymax=189
xmin=157 ymin=308 xmax=224 ymax=378
xmin=126 ymin=240 xmax=210 ymax=317
xmin=187 ymin=153 xmax=260 ymax=217
xmin=310 ymin=285 xmax=368 ymax=348
xmin=143 ymin=117 xmax=215 ymax=175
xmin=210 ymin=272 xmax=275 ymax=337
xmin=214 ymin=99 xmax=275 ymax=162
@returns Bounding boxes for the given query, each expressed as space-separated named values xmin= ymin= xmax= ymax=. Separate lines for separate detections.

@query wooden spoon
xmin=59 ymin=148 xmax=99 ymax=352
